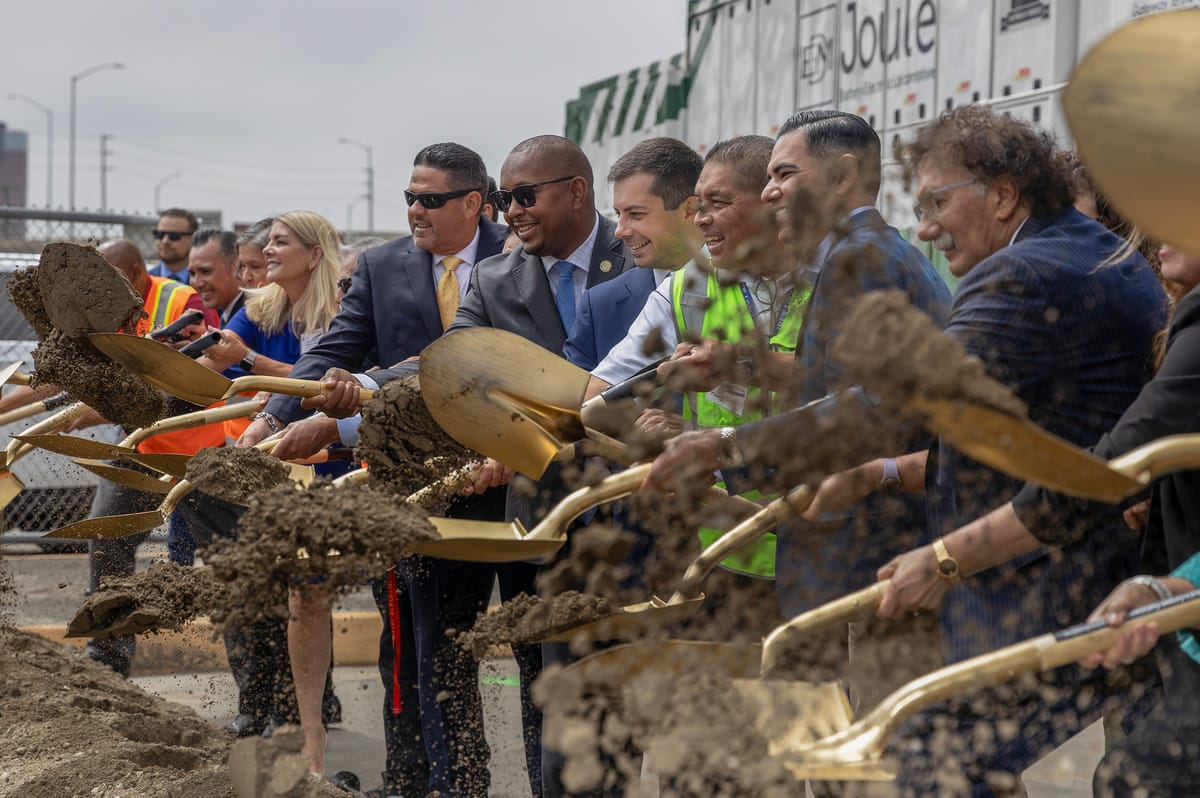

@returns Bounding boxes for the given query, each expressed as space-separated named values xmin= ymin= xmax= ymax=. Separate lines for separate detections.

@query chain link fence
xmin=0 ymin=207 xmax=156 ymax=540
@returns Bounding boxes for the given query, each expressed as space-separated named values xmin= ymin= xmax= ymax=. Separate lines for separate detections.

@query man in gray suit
xmin=448 ymin=134 xmax=632 ymax=798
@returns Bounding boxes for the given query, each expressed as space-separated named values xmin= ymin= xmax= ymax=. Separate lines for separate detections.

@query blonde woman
xmin=209 ymin=211 xmax=344 ymax=775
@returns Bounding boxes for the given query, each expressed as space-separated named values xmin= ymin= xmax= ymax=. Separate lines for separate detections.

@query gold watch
xmin=932 ymin=537 xmax=960 ymax=584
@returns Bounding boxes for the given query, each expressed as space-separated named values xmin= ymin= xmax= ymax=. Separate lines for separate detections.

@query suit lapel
xmin=403 ymin=243 xmax=442 ymax=339
xmin=586 ymin=216 xmax=629 ymax=288
xmin=514 ymin=250 xmax=566 ymax=351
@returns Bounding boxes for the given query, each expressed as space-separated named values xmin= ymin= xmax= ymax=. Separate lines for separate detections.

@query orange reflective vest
xmin=133 ymin=277 xmax=227 ymax=456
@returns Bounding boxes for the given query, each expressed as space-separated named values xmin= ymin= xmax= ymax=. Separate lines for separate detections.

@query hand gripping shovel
xmin=14 ymin=400 xmax=264 ymax=478
xmin=769 ymin=589 xmax=1200 ymax=782
xmin=0 ymin=401 xmax=95 ymax=507
xmin=530 ymin=484 xmax=817 ymax=644
xmin=1062 ymin=9 xmax=1200 ymax=257
xmin=42 ymin=437 xmax=307 ymax=540
xmin=87 ymin=331 xmax=375 ymax=407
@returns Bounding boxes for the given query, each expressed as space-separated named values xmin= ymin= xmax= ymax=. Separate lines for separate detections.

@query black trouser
xmin=1095 ymin=640 xmax=1200 ymax=797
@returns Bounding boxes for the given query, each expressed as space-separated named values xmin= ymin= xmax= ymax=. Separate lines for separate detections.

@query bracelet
xmin=1125 ymin=575 xmax=1172 ymax=602
xmin=254 ymin=412 xmax=282 ymax=434
xmin=717 ymin=426 xmax=745 ymax=468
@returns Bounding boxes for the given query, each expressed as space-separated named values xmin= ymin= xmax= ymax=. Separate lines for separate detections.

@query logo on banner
xmin=801 ymin=32 xmax=834 ymax=84
xmin=1000 ymin=0 xmax=1051 ymax=32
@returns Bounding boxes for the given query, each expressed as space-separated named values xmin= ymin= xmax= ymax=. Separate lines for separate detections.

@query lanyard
xmin=739 ymin=283 xmax=796 ymax=339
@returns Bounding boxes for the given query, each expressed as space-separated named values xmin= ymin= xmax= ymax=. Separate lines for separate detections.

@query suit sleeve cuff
xmin=355 ymin=373 xmax=379 ymax=390
xmin=336 ymin=414 xmax=362 ymax=447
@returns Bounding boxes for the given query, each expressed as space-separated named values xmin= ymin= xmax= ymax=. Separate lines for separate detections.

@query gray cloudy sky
xmin=1 ymin=0 xmax=687 ymax=229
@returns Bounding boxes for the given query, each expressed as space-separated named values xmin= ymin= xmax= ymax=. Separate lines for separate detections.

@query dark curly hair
xmin=906 ymin=105 xmax=1075 ymax=219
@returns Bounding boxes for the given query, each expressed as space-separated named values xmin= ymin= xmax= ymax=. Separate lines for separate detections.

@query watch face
xmin=879 ymin=476 xmax=902 ymax=493
xmin=938 ymin=559 xmax=957 ymax=577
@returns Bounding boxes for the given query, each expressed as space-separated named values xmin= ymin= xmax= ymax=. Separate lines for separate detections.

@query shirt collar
xmin=435 ymin=226 xmax=481 ymax=267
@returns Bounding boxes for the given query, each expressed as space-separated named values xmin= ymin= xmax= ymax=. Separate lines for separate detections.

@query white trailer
xmin=567 ymin=0 xmax=1199 ymax=241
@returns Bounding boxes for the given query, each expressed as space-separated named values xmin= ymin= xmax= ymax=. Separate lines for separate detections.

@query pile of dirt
xmin=832 ymin=289 xmax=1028 ymax=418
xmin=0 ymin=626 xmax=347 ymax=798
xmin=458 ymin=591 xmax=618 ymax=658
xmin=185 ymin=446 xmax=290 ymax=505
xmin=205 ymin=481 xmax=440 ymax=623
xmin=355 ymin=375 xmax=476 ymax=506
xmin=66 ymin=562 xmax=229 ymax=639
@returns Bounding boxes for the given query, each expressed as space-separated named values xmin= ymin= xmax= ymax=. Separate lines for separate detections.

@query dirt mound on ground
xmin=185 ymin=446 xmax=290 ymax=505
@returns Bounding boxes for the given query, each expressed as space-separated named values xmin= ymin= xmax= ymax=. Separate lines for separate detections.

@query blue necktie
xmin=553 ymin=260 xmax=577 ymax=332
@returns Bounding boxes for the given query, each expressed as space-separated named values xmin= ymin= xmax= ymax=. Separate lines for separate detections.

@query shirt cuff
xmin=336 ymin=414 xmax=362 ymax=447
xmin=1170 ymin=554 xmax=1200 ymax=665
xmin=355 ymin=373 xmax=379 ymax=390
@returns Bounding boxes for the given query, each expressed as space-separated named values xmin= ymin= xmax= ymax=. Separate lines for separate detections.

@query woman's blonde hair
xmin=245 ymin=210 xmax=342 ymax=336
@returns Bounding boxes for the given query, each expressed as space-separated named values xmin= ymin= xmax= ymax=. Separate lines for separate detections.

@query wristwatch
xmin=239 ymin=349 xmax=258 ymax=372
xmin=878 ymin=457 xmax=902 ymax=493
xmin=932 ymin=537 xmax=961 ymax=584
xmin=717 ymin=426 xmax=745 ymax=468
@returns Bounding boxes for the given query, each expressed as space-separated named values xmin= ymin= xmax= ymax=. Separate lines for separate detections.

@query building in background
xmin=0 ymin=123 xmax=29 ymax=239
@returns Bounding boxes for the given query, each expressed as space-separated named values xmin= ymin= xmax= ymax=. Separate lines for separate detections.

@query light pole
xmin=154 ymin=171 xmax=181 ymax=212
xmin=69 ymin=61 xmax=125 ymax=211
xmin=345 ymin=196 xmax=366 ymax=233
xmin=99 ymin=133 xmax=113 ymax=211
xmin=6 ymin=93 xmax=53 ymax=207
xmin=338 ymin=137 xmax=374 ymax=233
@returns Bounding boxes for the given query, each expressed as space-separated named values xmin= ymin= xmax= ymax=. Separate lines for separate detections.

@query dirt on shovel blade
xmin=67 ymin=562 xmax=229 ymax=639
xmin=832 ymin=289 xmax=1028 ymax=418
xmin=356 ymin=375 xmax=476 ymax=505
xmin=458 ymin=591 xmax=618 ymax=658
xmin=34 ymin=242 xmax=144 ymax=337
xmin=185 ymin=446 xmax=291 ymax=505
xmin=205 ymin=481 xmax=440 ymax=624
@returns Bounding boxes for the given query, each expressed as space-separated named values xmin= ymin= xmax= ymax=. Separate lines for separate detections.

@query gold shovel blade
xmin=419 ymin=327 xmax=591 ymax=479
xmin=43 ymin=510 xmax=165 ymax=540
xmin=409 ymin=517 xmax=566 ymax=563
xmin=13 ymin=433 xmax=136 ymax=461
xmin=532 ymin=595 xmax=706 ymax=643
xmin=73 ymin=459 xmax=174 ymax=494
xmin=0 ymin=470 xmax=26 ymax=509
xmin=87 ymin=332 xmax=232 ymax=406
xmin=0 ymin=361 xmax=25 ymax=386
xmin=1064 ymin=9 xmax=1200 ymax=258
xmin=909 ymin=396 xmax=1142 ymax=501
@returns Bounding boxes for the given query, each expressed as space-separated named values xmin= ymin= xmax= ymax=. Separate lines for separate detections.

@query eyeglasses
xmin=404 ymin=187 xmax=475 ymax=210
xmin=490 ymin=176 xmax=576 ymax=212
xmin=912 ymin=178 xmax=979 ymax=223
xmin=336 ymin=276 xmax=353 ymax=294
xmin=152 ymin=229 xmax=192 ymax=241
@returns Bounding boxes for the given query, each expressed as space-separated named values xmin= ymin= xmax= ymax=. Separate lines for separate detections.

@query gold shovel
xmin=772 ymin=589 xmax=1200 ymax=781
xmin=0 ymin=401 xmax=95 ymax=507
xmin=14 ymin=400 xmax=264 ymax=478
xmin=1 ymin=362 xmax=28 ymax=386
xmin=42 ymin=437 xmax=308 ymax=540
xmin=87 ymin=331 xmax=375 ymax=407
xmin=1063 ymin=9 xmax=1200 ymax=257
xmin=531 ymin=484 xmax=816 ymax=643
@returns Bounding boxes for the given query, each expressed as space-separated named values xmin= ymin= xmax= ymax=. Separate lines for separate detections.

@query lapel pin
xmin=599 ymin=260 xmax=613 ymax=273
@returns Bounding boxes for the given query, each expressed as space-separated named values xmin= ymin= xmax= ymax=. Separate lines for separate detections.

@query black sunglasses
xmin=403 ymin=187 xmax=475 ymax=210
xmin=336 ymin=276 xmax=353 ymax=294
xmin=152 ymin=229 xmax=192 ymax=241
xmin=490 ymin=176 xmax=576 ymax=212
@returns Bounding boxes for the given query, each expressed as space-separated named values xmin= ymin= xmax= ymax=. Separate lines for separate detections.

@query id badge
xmin=706 ymin=382 xmax=748 ymax=417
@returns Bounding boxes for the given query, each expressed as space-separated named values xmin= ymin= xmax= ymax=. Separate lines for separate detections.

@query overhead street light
xmin=69 ymin=61 xmax=125 ymax=211
xmin=154 ymin=171 xmax=181 ymax=212
xmin=338 ymin=137 xmax=375 ymax=233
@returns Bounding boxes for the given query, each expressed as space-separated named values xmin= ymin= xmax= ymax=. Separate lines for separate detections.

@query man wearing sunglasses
xmin=241 ymin=143 xmax=511 ymax=798
xmin=449 ymin=134 xmax=632 ymax=798
xmin=148 ymin=207 xmax=198 ymax=284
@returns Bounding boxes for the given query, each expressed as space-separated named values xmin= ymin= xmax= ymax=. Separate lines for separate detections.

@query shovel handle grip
xmin=1108 ymin=432 xmax=1200 ymax=486
xmin=148 ymin=309 xmax=205 ymax=342
xmin=120 ymin=400 xmax=264 ymax=448
xmin=759 ymin=580 xmax=889 ymax=675
xmin=179 ymin=331 xmax=222 ymax=358
xmin=228 ymin=375 xmax=375 ymax=405
xmin=529 ymin=462 xmax=652 ymax=540
xmin=8 ymin=402 xmax=92 ymax=462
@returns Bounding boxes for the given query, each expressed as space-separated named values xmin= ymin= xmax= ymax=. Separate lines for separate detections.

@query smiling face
xmin=187 ymin=239 xmax=241 ymax=309
xmin=693 ymin=160 xmax=775 ymax=270
xmin=406 ymin=164 xmax=481 ymax=256
xmin=612 ymin=172 xmax=696 ymax=270
xmin=262 ymin=221 xmax=317 ymax=296
xmin=498 ymin=151 xmax=584 ymax=258
xmin=761 ymin=131 xmax=839 ymax=243
xmin=913 ymin=156 xmax=1003 ymax=277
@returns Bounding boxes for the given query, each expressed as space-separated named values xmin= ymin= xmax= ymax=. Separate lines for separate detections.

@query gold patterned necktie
xmin=437 ymin=256 xmax=463 ymax=330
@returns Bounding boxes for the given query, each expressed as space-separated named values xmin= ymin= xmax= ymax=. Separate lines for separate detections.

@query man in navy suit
xmin=564 ymin=137 xmax=703 ymax=372
xmin=242 ymin=143 xmax=508 ymax=798
xmin=448 ymin=134 xmax=632 ymax=798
